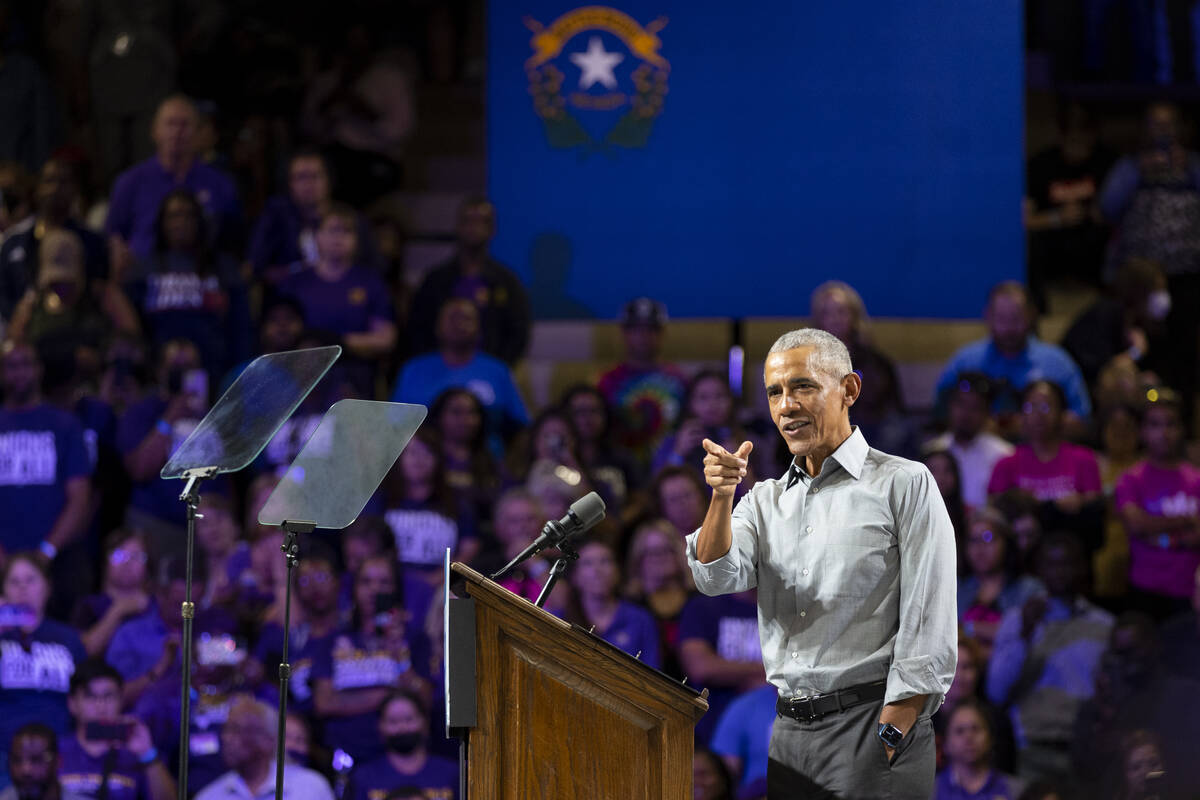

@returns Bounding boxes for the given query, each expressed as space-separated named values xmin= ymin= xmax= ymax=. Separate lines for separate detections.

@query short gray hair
xmin=767 ymin=328 xmax=853 ymax=379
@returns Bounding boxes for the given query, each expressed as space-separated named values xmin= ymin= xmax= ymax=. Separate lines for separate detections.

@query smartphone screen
xmin=183 ymin=369 xmax=209 ymax=414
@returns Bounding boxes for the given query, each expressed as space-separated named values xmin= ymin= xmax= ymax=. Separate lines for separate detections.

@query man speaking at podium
xmin=686 ymin=328 xmax=957 ymax=798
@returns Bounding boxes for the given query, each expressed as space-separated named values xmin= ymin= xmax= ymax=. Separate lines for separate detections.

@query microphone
xmin=491 ymin=492 xmax=606 ymax=581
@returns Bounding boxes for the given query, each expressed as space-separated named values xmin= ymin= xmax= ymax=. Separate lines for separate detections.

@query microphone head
xmin=567 ymin=491 xmax=606 ymax=531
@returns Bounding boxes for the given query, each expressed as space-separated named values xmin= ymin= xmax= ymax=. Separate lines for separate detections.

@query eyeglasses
xmin=1022 ymin=402 xmax=1054 ymax=415
xmin=298 ymin=572 xmax=332 ymax=588
xmin=968 ymin=530 xmax=995 ymax=544
xmin=110 ymin=548 xmax=148 ymax=566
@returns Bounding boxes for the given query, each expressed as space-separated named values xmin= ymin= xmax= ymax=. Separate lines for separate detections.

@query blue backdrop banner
xmin=487 ymin=1 xmax=1024 ymax=320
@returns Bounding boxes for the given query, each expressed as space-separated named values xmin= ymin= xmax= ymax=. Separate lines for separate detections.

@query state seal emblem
xmin=525 ymin=6 xmax=669 ymax=151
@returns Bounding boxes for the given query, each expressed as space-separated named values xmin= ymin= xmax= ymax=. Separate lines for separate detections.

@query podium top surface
xmin=450 ymin=562 xmax=708 ymax=711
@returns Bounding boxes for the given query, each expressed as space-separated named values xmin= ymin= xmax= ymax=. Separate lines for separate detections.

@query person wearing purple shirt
xmin=1115 ymin=390 xmax=1200 ymax=621
xmin=275 ymin=204 xmax=396 ymax=395
xmin=116 ymin=339 xmax=228 ymax=534
xmin=125 ymin=560 xmax=245 ymax=797
xmin=59 ymin=660 xmax=175 ymax=800
xmin=312 ymin=555 xmax=429 ymax=763
xmin=249 ymin=550 xmax=345 ymax=716
xmin=677 ymin=589 xmax=765 ymax=747
xmin=123 ymin=189 xmax=253 ymax=377
xmin=105 ymin=96 xmax=241 ymax=276
xmin=0 ymin=340 xmax=92 ymax=557
xmin=0 ymin=555 xmax=87 ymax=789
xmin=346 ymin=689 xmax=458 ymax=800
xmin=562 ymin=541 xmax=661 ymax=670
xmin=934 ymin=700 xmax=1023 ymax=800
xmin=247 ymin=149 xmax=381 ymax=284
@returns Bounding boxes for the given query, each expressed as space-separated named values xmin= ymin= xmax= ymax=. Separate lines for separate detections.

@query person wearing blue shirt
xmin=709 ymin=683 xmax=776 ymax=792
xmin=391 ymin=297 xmax=528 ymax=454
xmin=935 ymin=282 xmax=1092 ymax=426
xmin=0 ymin=340 xmax=92 ymax=558
xmin=105 ymin=96 xmax=241 ymax=277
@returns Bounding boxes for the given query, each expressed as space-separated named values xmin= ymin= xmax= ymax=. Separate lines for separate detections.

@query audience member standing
xmin=406 ymin=196 xmax=531 ymax=365
xmin=1114 ymin=390 xmax=1200 ymax=620
xmin=810 ymin=280 xmax=912 ymax=455
xmin=1024 ymin=103 xmax=1113 ymax=304
xmin=936 ymin=283 xmax=1091 ymax=430
xmin=0 ymin=157 xmax=108 ymax=321
xmin=928 ymin=373 xmax=1014 ymax=510
xmin=276 ymin=204 xmax=396 ymax=396
xmin=1100 ymin=103 xmax=1200 ymax=428
xmin=0 ymin=340 xmax=92 ymax=563
xmin=105 ymin=96 xmax=241 ymax=280
xmin=0 ymin=554 xmax=87 ymax=788
xmin=123 ymin=189 xmax=252 ymax=377
xmin=392 ymin=298 xmax=528 ymax=454
xmin=598 ymin=297 xmax=689 ymax=466
xmin=248 ymin=148 xmax=382 ymax=284
xmin=988 ymin=381 xmax=1104 ymax=551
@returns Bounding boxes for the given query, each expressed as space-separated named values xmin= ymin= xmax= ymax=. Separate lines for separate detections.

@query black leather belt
xmin=775 ymin=680 xmax=887 ymax=723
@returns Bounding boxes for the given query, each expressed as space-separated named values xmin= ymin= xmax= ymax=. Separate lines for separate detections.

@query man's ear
xmin=842 ymin=371 xmax=862 ymax=408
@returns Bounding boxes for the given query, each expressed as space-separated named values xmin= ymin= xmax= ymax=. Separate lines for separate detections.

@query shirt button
xmin=811 ymin=487 xmax=819 ymax=494
xmin=800 ymin=611 xmax=807 ymax=617
xmin=805 ymin=526 xmax=813 ymax=533
xmin=802 ymin=569 xmax=809 ymax=576
xmin=791 ymin=652 xmax=799 ymax=659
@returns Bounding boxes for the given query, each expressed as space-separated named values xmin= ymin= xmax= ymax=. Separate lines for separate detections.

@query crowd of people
xmin=2 ymin=7 xmax=1200 ymax=799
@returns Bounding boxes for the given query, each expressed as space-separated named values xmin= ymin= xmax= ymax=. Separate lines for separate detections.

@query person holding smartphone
xmin=311 ymin=556 xmax=430 ymax=764
xmin=59 ymin=660 xmax=175 ymax=800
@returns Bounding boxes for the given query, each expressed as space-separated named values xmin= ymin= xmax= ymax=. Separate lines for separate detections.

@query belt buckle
xmin=790 ymin=695 xmax=818 ymax=722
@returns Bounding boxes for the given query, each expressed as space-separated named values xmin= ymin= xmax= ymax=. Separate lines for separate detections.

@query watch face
xmin=879 ymin=724 xmax=903 ymax=748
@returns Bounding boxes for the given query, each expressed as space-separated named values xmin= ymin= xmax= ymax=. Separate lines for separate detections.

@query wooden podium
xmin=445 ymin=563 xmax=708 ymax=799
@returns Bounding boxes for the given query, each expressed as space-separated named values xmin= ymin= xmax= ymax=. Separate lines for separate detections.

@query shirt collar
xmin=786 ymin=426 xmax=868 ymax=488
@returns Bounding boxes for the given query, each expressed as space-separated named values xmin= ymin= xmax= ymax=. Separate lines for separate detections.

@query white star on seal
xmin=570 ymin=36 xmax=624 ymax=90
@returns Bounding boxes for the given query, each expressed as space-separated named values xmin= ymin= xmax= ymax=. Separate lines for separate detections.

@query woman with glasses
xmin=957 ymin=508 xmax=1043 ymax=660
xmin=248 ymin=544 xmax=346 ymax=718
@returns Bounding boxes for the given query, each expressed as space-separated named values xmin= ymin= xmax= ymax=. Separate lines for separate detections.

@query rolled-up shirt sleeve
xmin=685 ymin=488 xmax=760 ymax=596
xmin=884 ymin=465 xmax=958 ymax=706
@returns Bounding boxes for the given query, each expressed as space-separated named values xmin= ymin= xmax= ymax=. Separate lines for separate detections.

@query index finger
xmin=701 ymin=438 xmax=730 ymax=457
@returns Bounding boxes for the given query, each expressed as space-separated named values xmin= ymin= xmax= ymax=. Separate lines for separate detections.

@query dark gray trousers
xmin=766 ymin=700 xmax=934 ymax=799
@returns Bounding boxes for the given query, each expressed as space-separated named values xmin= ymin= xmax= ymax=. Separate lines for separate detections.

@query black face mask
xmin=385 ymin=733 xmax=424 ymax=755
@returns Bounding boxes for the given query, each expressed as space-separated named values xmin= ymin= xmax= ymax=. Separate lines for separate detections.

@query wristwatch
xmin=877 ymin=722 xmax=904 ymax=749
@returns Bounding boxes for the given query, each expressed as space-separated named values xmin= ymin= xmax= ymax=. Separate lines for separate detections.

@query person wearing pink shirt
xmin=1115 ymin=389 xmax=1200 ymax=620
xmin=987 ymin=381 xmax=1104 ymax=552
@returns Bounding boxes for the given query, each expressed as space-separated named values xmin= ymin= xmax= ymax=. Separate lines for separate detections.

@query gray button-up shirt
xmin=686 ymin=428 xmax=957 ymax=707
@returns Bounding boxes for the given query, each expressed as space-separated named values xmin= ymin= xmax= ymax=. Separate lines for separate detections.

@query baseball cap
xmin=619 ymin=297 xmax=668 ymax=328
